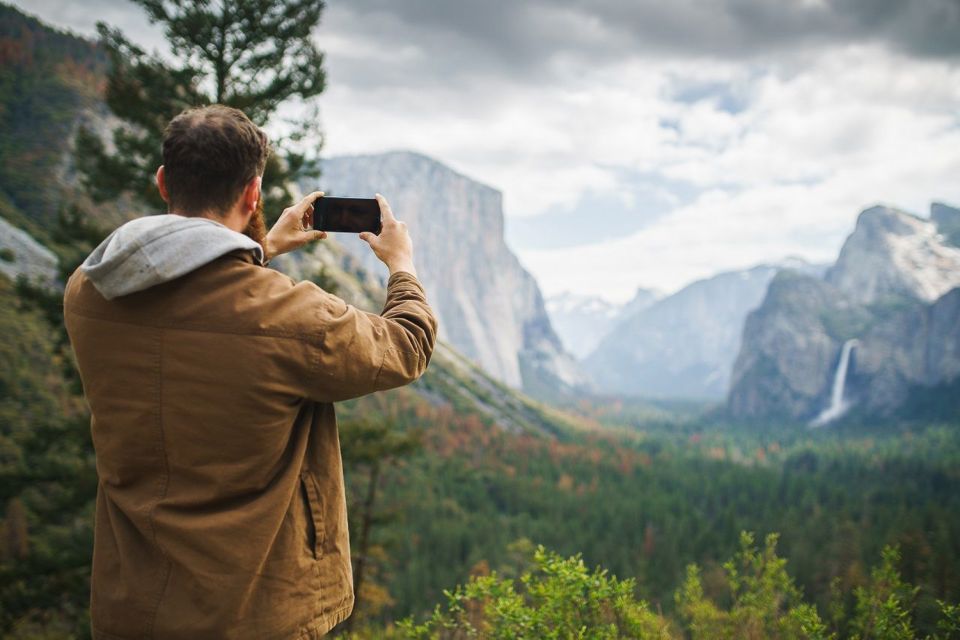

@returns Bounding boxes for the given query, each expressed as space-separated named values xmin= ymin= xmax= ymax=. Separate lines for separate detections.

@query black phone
xmin=313 ymin=196 xmax=382 ymax=234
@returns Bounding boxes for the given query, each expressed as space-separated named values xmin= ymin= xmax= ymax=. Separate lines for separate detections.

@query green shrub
xmin=398 ymin=545 xmax=674 ymax=639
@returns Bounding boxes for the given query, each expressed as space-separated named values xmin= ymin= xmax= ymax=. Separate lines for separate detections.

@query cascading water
xmin=810 ymin=339 xmax=858 ymax=427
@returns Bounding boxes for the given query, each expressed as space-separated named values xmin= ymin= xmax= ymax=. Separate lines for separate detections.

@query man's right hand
xmin=359 ymin=194 xmax=417 ymax=277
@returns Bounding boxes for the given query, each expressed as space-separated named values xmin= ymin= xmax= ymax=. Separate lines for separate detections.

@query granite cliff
xmin=309 ymin=151 xmax=584 ymax=395
xmin=728 ymin=204 xmax=960 ymax=421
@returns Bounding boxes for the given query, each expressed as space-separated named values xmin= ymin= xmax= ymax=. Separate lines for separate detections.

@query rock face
xmin=932 ymin=202 xmax=960 ymax=247
xmin=585 ymin=264 xmax=798 ymax=399
xmin=313 ymin=151 xmax=584 ymax=394
xmin=825 ymin=206 xmax=960 ymax=305
xmin=545 ymin=289 xmax=658 ymax=359
xmin=727 ymin=271 xmax=866 ymax=419
xmin=0 ymin=217 xmax=58 ymax=288
xmin=728 ymin=204 xmax=960 ymax=421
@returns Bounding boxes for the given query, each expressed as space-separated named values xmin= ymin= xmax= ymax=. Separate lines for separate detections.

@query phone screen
xmin=314 ymin=197 xmax=382 ymax=234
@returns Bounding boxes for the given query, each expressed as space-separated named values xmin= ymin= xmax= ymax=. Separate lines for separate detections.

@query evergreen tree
xmin=339 ymin=419 xmax=423 ymax=632
xmin=75 ymin=0 xmax=327 ymax=221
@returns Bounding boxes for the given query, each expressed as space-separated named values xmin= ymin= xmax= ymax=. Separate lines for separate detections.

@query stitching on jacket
xmin=373 ymin=347 xmax=427 ymax=387
xmin=296 ymin=600 xmax=355 ymax=640
xmin=373 ymin=348 xmax=389 ymax=386
xmin=145 ymin=328 xmax=173 ymax=637
xmin=63 ymin=308 xmax=326 ymax=345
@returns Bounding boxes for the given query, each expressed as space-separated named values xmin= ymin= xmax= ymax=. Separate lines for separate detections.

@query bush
xmin=398 ymin=545 xmax=674 ymax=639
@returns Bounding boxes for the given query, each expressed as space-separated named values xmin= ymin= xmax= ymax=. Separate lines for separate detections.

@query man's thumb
xmin=359 ymin=232 xmax=372 ymax=243
xmin=311 ymin=230 xmax=326 ymax=241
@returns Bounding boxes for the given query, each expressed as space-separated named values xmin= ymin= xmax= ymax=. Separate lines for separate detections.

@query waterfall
xmin=810 ymin=339 xmax=858 ymax=427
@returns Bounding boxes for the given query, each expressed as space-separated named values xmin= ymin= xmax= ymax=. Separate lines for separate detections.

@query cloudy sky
xmin=16 ymin=0 xmax=960 ymax=300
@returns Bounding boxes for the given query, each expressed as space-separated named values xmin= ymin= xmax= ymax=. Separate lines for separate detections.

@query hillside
xmin=0 ymin=4 xmax=112 ymax=245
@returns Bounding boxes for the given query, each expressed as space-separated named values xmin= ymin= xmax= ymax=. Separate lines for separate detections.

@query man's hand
xmin=359 ymin=194 xmax=417 ymax=277
xmin=264 ymin=191 xmax=327 ymax=261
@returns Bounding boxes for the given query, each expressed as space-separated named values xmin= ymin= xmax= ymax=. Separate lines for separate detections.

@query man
xmin=63 ymin=104 xmax=438 ymax=639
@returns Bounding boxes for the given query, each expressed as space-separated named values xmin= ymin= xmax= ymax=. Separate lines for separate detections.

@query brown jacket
xmin=64 ymin=248 xmax=437 ymax=639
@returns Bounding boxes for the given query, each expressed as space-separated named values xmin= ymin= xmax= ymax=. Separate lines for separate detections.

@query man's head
xmin=157 ymin=105 xmax=270 ymax=248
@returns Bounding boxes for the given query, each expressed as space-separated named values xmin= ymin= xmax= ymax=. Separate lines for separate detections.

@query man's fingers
xmin=311 ymin=230 xmax=326 ymax=241
xmin=295 ymin=191 xmax=324 ymax=214
xmin=375 ymin=193 xmax=396 ymax=223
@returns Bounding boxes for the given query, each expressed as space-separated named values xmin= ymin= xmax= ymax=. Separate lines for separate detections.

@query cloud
xmin=11 ymin=0 xmax=960 ymax=301
xmin=519 ymin=45 xmax=960 ymax=300
xmin=329 ymin=0 xmax=960 ymax=87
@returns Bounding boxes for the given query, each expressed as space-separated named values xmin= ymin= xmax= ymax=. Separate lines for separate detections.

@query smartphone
xmin=313 ymin=196 xmax=382 ymax=234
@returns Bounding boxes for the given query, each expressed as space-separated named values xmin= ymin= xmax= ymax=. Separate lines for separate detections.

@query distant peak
xmin=853 ymin=204 xmax=925 ymax=237
xmin=322 ymin=150 xmax=500 ymax=194
xmin=326 ymin=149 xmax=450 ymax=170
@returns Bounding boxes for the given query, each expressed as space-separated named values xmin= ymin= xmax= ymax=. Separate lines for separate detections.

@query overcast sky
xmin=15 ymin=0 xmax=960 ymax=300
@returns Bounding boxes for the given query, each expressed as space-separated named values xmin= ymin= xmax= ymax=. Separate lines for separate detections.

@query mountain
xmin=583 ymin=262 xmax=822 ymax=399
xmin=728 ymin=204 xmax=960 ymax=421
xmin=824 ymin=205 xmax=960 ymax=305
xmin=311 ymin=151 xmax=585 ymax=397
xmin=545 ymin=289 xmax=659 ymax=359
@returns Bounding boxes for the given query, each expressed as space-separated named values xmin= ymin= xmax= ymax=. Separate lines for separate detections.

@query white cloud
xmin=320 ymin=33 xmax=960 ymax=300
xmin=12 ymin=0 xmax=960 ymax=301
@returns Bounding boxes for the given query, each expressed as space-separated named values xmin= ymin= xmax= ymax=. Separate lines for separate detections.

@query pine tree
xmin=338 ymin=419 xmax=422 ymax=632
xmin=75 ymin=0 xmax=327 ymax=221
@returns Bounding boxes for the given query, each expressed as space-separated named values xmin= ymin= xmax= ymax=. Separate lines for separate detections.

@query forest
xmin=1 ymin=1 xmax=959 ymax=638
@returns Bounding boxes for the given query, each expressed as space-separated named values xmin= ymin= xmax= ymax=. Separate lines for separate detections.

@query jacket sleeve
xmin=301 ymin=271 xmax=438 ymax=403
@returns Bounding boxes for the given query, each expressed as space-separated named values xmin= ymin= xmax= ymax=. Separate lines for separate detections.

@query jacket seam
xmin=64 ymin=308 xmax=325 ymax=344
xmin=145 ymin=328 xmax=173 ymax=637
xmin=296 ymin=601 xmax=355 ymax=639
xmin=91 ymin=600 xmax=354 ymax=640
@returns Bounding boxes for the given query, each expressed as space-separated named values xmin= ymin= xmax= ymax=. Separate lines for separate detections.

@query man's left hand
xmin=264 ymin=191 xmax=327 ymax=261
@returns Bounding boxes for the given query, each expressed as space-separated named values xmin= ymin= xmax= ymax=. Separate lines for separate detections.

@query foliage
xmin=339 ymin=419 xmax=423 ymax=631
xmin=398 ymin=545 xmax=673 ymax=639
xmin=849 ymin=547 xmax=916 ymax=640
xmin=0 ymin=275 xmax=96 ymax=637
xmin=75 ymin=0 xmax=327 ymax=221
xmin=395 ymin=536 xmax=960 ymax=640
xmin=676 ymin=532 xmax=832 ymax=640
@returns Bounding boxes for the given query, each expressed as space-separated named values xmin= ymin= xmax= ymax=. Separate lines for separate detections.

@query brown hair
xmin=161 ymin=105 xmax=270 ymax=215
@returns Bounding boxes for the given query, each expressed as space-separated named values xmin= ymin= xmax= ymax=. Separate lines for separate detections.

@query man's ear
xmin=243 ymin=176 xmax=261 ymax=215
xmin=156 ymin=166 xmax=170 ymax=204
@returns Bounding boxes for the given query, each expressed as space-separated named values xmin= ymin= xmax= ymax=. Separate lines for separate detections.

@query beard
xmin=242 ymin=198 xmax=268 ymax=260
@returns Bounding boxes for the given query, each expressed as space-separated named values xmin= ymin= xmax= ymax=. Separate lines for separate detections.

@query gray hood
xmin=80 ymin=214 xmax=264 ymax=300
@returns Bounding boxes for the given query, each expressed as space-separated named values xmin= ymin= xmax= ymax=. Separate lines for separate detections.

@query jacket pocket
xmin=300 ymin=471 xmax=324 ymax=559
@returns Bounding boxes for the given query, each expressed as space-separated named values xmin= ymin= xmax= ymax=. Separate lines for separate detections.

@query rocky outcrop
xmin=310 ymin=151 xmax=584 ymax=394
xmin=851 ymin=287 xmax=960 ymax=413
xmin=0 ymin=217 xmax=58 ymax=288
xmin=728 ymin=203 xmax=960 ymax=421
xmin=727 ymin=271 xmax=869 ymax=419
xmin=825 ymin=205 xmax=960 ymax=305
